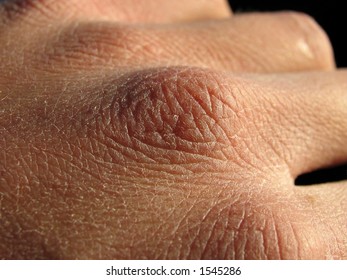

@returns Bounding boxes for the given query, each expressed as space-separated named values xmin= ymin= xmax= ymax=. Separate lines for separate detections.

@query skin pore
xmin=0 ymin=0 xmax=346 ymax=259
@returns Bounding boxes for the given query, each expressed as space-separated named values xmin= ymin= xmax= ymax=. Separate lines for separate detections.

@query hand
xmin=0 ymin=0 xmax=346 ymax=259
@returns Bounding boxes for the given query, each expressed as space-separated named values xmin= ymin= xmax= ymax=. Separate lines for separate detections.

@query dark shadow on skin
xmin=295 ymin=164 xmax=347 ymax=186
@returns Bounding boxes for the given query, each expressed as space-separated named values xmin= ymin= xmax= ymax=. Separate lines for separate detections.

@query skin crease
xmin=0 ymin=0 xmax=346 ymax=259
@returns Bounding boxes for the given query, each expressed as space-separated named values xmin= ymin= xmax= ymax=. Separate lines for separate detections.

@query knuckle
xmin=96 ymin=67 xmax=246 ymax=167
xmin=183 ymin=188 xmax=280 ymax=259
xmin=190 ymin=188 xmax=336 ymax=259
xmin=40 ymin=23 xmax=158 ymax=70
xmin=209 ymin=0 xmax=233 ymax=17
xmin=1 ymin=0 xmax=61 ymax=25
xmin=281 ymin=11 xmax=335 ymax=69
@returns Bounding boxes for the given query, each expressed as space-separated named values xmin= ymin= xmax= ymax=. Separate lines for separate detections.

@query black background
xmin=228 ymin=0 xmax=346 ymax=67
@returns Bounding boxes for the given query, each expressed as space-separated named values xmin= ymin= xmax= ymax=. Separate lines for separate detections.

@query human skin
xmin=0 ymin=0 xmax=346 ymax=259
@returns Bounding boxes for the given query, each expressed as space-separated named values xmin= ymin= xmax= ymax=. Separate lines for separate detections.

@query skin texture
xmin=0 ymin=0 xmax=346 ymax=259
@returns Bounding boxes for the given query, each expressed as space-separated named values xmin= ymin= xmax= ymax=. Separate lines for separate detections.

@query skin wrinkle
xmin=200 ymin=209 xmax=221 ymax=259
xmin=291 ymin=188 xmax=345 ymax=258
xmin=178 ymin=81 xmax=231 ymax=143
xmin=200 ymin=192 xmax=239 ymax=259
xmin=191 ymin=196 xmax=221 ymax=258
xmin=170 ymin=187 xmax=227 ymax=258
xmin=2 ymin=0 xmax=58 ymax=21
xmin=2 ymin=0 xmax=232 ymax=26
xmin=269 ymin=213 xmax=282 ymax=259
xmin=168 ymin=198 xmax=200 ymax=259
xmin=233 ymin=211 xmax=247 ymax=259
xmin=219 ymin=204 xmax=235 ymax=259
xmin=0 ymin=5 xmax=346 ymax=256
xmin=2 ymin=3 xmax=336 ymax=258
xmin=243 ymin=74 xmax=345 ymax=176
xmin=315 ymin=210 xmax=346 ymax=259
xmin=96 ymin=67 xmax=242 ymax=166
xmin=60 ymin=64 xmax=304 ymax=260
xmin=190 ymin=196 xmax=238 ymax=258
xmin=14 ymin=12 xmax=332 ymax=76
xmin=2 ymin=131 xmax=139 ymax=258
xmin=35 ymin=22 xmax=154 ymax=72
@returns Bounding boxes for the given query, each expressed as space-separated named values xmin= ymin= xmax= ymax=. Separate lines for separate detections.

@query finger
xmin=39 ymin=12 xmax=334 ymax=74
xmin=143 ymin=12 xmax=333 ymax=72
xmin=249 ymin=70 xmax=347 ymax=178
xmin=108 ymin=0 xmax=233 ymax=23
xmin=0 ymin=0 xmax=232 ymax=25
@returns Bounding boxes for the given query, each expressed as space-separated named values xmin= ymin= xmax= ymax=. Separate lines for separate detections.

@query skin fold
xmin=0 ymin=0 xmax=346 ymax=259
